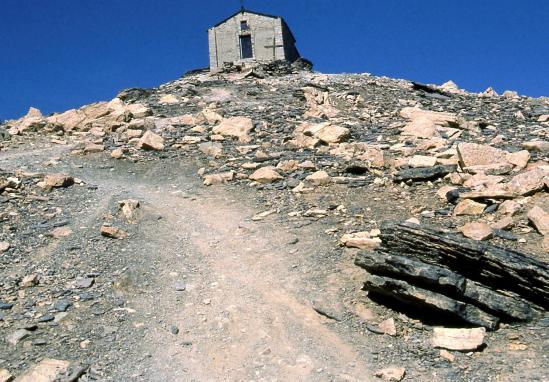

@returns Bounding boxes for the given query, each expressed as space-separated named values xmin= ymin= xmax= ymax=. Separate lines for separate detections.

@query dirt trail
xmin=61 ymin=159 xmax=374 ymax=381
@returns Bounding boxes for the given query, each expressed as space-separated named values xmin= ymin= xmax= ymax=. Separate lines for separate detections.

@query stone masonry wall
xmin=209 ymin=12 xmax=289 ymax=69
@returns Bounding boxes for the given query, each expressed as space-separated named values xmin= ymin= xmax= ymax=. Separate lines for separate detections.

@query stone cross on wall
xmin=264 ymin=37 xmax=284 ymax=59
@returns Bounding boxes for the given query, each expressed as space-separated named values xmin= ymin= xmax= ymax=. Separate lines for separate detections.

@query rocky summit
xmin=0 ymin=60 xmax=548 ymax=381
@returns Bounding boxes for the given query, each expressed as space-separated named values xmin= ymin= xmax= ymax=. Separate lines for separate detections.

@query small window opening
xmin=240 ymin=20 xmax=250 ymax=31
xmin=240 ymin=35 xmax=253 ymax=59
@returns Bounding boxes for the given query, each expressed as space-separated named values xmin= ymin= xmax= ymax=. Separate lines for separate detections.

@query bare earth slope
xmin=0 ymin=62 xmax=548 ymax=381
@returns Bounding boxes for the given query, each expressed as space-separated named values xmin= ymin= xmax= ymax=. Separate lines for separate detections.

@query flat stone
xmin=460 ymin=222 xmax=493 ymax=241
xmin=460 ymin=185 xmax=516 ymax=200
xmin=457 ymin=143 xmax=508 ymax=168
xmin=6 ymin=328 xmax=31 ymax=346
xmin=302 ymin=122 xmax=349 ymax=144
xmin=374 ymin=366 xmax=406 ymax=381
xmin=84 ymin=143 xmax=105 ymax=153
xmin=340 ymin=232 xmax=381 ymax=250
xmin=407 ymin=155 xmax=437 ymax=168
xmin=507 ymin=168 xmax=549 ymax=196
xmin=75 ymin=277 xmax=94 ymax=289
xmin=14 ymin=358 xmax=71 ymax=382
xmin=491 ymin=216 xmax=514 ymax=231
xmin=431 ymin=327 xmax=486 ymax=351
xmin=111 ymin=148 xmax=125 ymax=159
xmin=528 ymin=206 xmax=549 ymax=236
xmin=53 ymin=300 xmax=71 ymax=312
xmin=463 ymin=173 xmax=504 ymax=188
xmin=437 ymin=186 xmax=457 ymax=200
xmin=454 ymin=200 xmax=486 ymax=216
xmin=100 ymin=225 xmax=128 ymax=239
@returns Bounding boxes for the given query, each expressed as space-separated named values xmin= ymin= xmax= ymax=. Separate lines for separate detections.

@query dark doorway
xmin=240 ymin=35 xmax=253 ymax=59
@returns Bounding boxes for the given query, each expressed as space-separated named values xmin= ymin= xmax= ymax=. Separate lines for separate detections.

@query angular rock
xmin=42 ymin=174 xmax=74 ymax=189
xmin=356 ymin=251 xmax=532 ymax=321
xmin=460 ymin=222 xmax=493 ymax=241
xmin=20 ymin=274 xmax=39 ymax=288
xmin=374 ymin=366 xmax=406 ymax=381
xmin=111 ymin=148 xmax=126 ymax=159
xmin=100 ymin=225 xmax=128 ymax=239
xmin=303 ymin=122 xmax=350 ymax=144
xmin=457 ymin=143 xmax=508 ymax=168
xmin=0 ymin=369 xmax=13 ymax=382
xmin=528 ymin=206 xmax=549 ymax=236
xmin=377 ymin=222 xmax=549 ymax=308
xmin=454 ymin=200 xmax=486 ymax=216
xmin=340 ymin=232 xmax=381 ymax=250
xmin=213 ymin=117 xmax=254 ymax=143
xmin=249 ymin=167 xmax=282 ymax=184
xmin=118 ymin=199 xmax=140 ymax=223
xmin=407 ymin=155 xmax=437 ymax=168
xmin=393 ymin=165 xmax=456 ymax=182
xmin=400 ymin=107 xmax=462 ymax=139
xmin=198 ymin=142 xmax=223 ymax=158
xmin=303 ymin=86 xmax=339 ymax=118
xmin=203 ymin=171 xmax=235 ymax=186
xmin=363 ymin=273 xmax=498 ymax=329
xmin=431 ymin=327 xmax=486 ymax=352
xmin=14 ymin=358 xmax=71 ymax=382
xmin=522 ymin=140 xmax=549 ymax=153
xmin=51 ymin=227 xmax=73 ymax=238
xmin=305 ymin=170 xmax=331 ymax=186
xmin=159 ymin=94 xmax=179 ymax=104
xmin=507 ymin=168 xmax=549 ymax=196
xmin=137 ymin=131 xmax=164 ymax=151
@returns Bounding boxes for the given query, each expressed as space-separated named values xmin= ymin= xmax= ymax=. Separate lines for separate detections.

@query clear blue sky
xmin=1 ymin=0 xmax=548 ymax=120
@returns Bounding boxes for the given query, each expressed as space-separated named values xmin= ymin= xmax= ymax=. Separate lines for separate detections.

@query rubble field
xmin=1 ymin=61 xmax=548 ymax=381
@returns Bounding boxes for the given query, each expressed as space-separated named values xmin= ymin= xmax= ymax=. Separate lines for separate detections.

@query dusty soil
xmin=1 ymin=142 xmax=547 ymax=382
